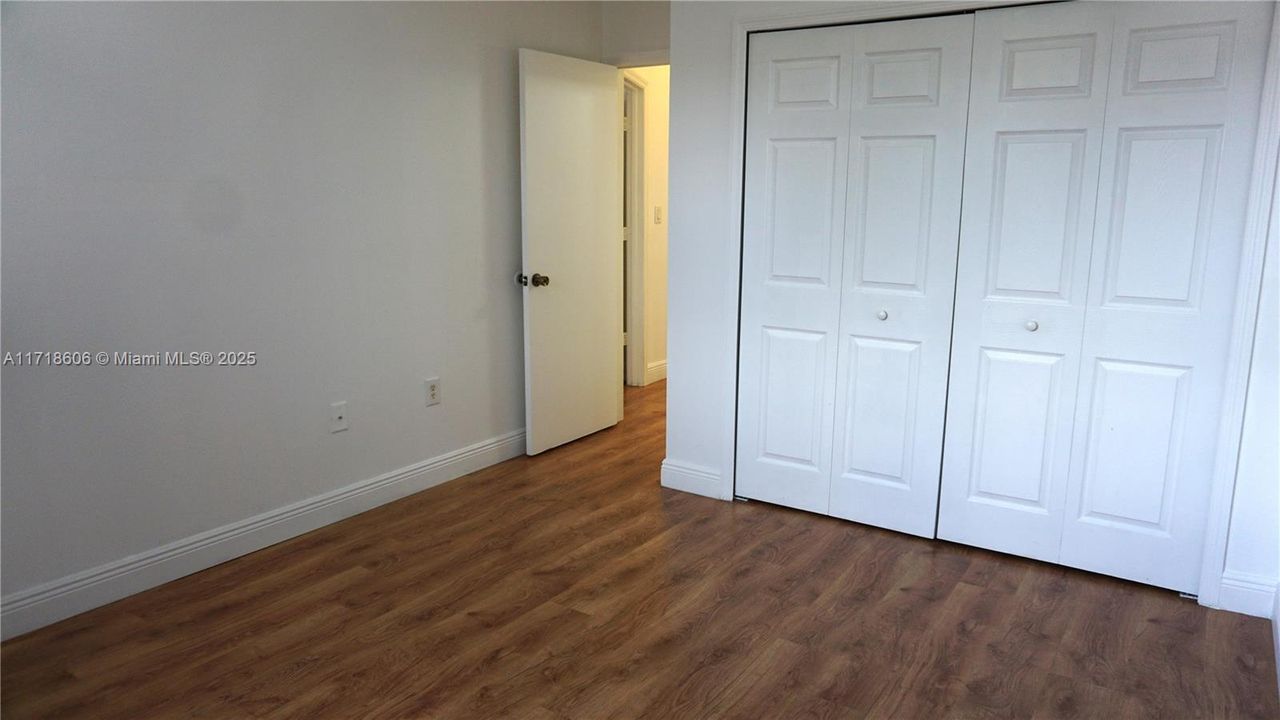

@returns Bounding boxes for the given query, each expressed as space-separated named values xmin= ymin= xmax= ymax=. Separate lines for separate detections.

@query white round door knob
xmin=876 ymin=310 xmax=889 ymax=321
xmin=1025 ymin=320 xmax=1040 ymax=332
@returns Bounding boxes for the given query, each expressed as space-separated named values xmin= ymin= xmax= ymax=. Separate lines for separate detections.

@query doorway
xmin=621 ymin=65 xmax=669 ymax=394
xmin=517 ymin=51 xmax=668 ymax=455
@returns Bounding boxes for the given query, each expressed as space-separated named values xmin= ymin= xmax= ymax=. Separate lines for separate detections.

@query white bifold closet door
xmin=737 ymin=15 xmax=972 ymax=536
xmin=938 ymin=1 xmax=1273 ymax=593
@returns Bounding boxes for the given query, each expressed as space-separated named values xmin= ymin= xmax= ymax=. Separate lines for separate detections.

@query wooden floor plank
xmin=3 ymin=380 xmax=1276 ymax=718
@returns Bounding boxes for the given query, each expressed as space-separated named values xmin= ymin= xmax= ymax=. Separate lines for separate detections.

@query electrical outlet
xmin=329 ymin=401 xmax=349 ymax=433
xmin=425 ymin=377 xmax=441 ymax=407
xmin=653 ymin=205 xmax=663 ymax=224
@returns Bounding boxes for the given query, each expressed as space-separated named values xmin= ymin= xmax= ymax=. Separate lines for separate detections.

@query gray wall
xmin=2 ymin=1 xmax=602 ymax=609
xmin=602 ymin=1 xmax=670 ymax=67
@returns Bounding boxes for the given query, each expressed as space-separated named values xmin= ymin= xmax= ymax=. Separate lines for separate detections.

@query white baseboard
xmin=644 ymin=360 xmax=667 ymax=385
xmin=1273 ymin=590 xmax=1279 ymax=697
xmin=1216 ymin=570 xmax=1279 ymax=619
xmin=660 ymin=458 xmax=728 ymax=500
xmin=0 ymin=429 xmax=526 ymax=640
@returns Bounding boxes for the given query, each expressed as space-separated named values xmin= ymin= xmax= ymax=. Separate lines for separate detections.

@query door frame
xmin=718 ymin=1 xmax=1280 ymax=610
xmin=623 ymin=72 xmax=648 ymax=387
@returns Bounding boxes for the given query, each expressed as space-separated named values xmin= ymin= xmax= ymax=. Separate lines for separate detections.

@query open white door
xmin=519 ymin=49 xmax=623 ymax=455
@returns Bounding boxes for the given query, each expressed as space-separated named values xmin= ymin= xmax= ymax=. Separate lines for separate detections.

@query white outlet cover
xmin=425 ymin=377 xmax=441 ymax=407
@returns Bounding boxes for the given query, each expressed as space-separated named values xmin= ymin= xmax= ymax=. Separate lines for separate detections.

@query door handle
xmin=876 ymin=310 xmax=889 ymax=321
xmin=1025 ymin=320 xmax=1039 ymax=332
xmin=515 ymin=273 xmax=551 ymax=287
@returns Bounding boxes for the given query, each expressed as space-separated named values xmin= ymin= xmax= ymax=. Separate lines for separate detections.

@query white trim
xmin=1217 ymin=570 xmax=1279 ymax=619
xmin=623 ymin=74 xmax=648 ymax=388
xmin=622 ymin=69 xmax=649 ymax=91
xmin=644 ymin=359 xmax=667 ymax=385
xmin=0 ymin=429 xmax=526 ymax=640
xmin=660 ymin=459 xmax=727 ymax=500
xmin=1273 ymin=590 xmax=1279 ymax=696
xmin=1198 ymin=10 xmax=1280 ymax=609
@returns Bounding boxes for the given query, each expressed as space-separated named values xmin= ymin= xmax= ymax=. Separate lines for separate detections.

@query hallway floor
xmin=3 ymin=380 xmax=1277 ymax=718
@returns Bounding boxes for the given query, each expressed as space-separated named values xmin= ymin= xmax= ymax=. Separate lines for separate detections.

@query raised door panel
xmin=767 ymin=139 xmax=839 ymax=286
xmin=736 ymin=26 xmax=854 ymax=515
xmin=772 ymin=57 xmax=840 ymax=109
xmin=758 ymin=327 xmax=829 ymax=468
xmin=866 ymin=49 xmax=941 ymax=106
xmin=938 ymin=2 xmax=1113 ymax=558
xmin=838 ymin=336 xmax=921 ymax=487
xmin=853 ymin=136 xmax=934 ymax=293
xmin=1123 ymin=22 xmax=1235 ymax=95
xmin=987 ymin=131 xmax=1086 ymax=302
xmin=1077 ymin=360 xmax=1190 ymax=534
xmin=1060 ymin=1 xmax=1273 ymax=593
xmin=944 ymin=346 xmax=1070 ymax=561
xmin=829 ymin=14 xmax=972 ymax=538
xmin=1001 ymin=34 xmax=1097 ymax=100
xmin=1102 ymin=127 xmax=1220 ymax=309
xmin=967 ymin=349 xmax=1063 ymax=514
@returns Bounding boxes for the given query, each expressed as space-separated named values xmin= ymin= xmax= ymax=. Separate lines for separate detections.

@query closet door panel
xmin=938 ymin=3 xmax=1113 ymax=557
xmin=736 ymin=27 xmax=854 ymax=514
xmin=965 ymin=347 xmax=1065 ymax=557
xmin=828 ymin=14 xmax=973 ymax=537
xmin=1059 ymin=1 xmax=1274 ymax=593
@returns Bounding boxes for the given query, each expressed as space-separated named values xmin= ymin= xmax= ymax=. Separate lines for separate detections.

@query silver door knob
xmin=1025 ymin=320 xmax=1039 ymax=332
xmin=876 ymin=310 xmax=889 ymax=321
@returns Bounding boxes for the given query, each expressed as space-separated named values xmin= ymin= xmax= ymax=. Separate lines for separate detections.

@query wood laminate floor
xmin=3 ymin=381 xmax=1277 ymax=718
